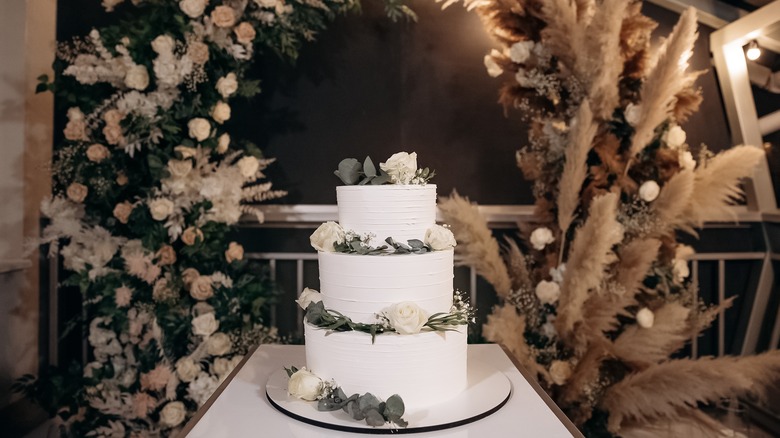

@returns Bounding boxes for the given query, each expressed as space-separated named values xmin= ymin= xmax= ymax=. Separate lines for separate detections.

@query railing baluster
xmin=269 ymin=259 xmax=277 ymax=328
xmin=718 ymin=259 xmax=726 ymax=357
xmin=296 ymin=259 xmax=304 ymax=337
xmin=692 ymin=260 xmax=699 ymax=359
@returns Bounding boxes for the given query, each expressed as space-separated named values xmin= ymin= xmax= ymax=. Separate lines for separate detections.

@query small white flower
xmin=509 ymin=40 xmax=534 ymax=64
xmin=124 ymin=65 xmax=149 ymax=91
xmin=188 ymin=118 xmax=211 ymax=141
xmin=483 ymin=49 xmax=503 ymax=77
xmin=160 ymin=401 xmax=187 ymax=427
xmin=217 ymin=133 xmax=230 ymax=154
xmin=638 ymin=180 xmax=660 ymax=202
xmin=663 ymin=125 xmax=687 ymax=148
xmin=379 ymin=151 xmax=418 ymax=185
xmin=624 ymin=103 xmax=642 ymax=126
xmin=530 ymin=227 xmax=555 ymax=250
xmin=673 ymin=245 xmax=694 ymax=283
xmin=310 ymin=221 xmax=346 ymax=252
xmin=236 ymin=155 xmax=259 ymax=178
xmin=636 ymin=307 xmax=655 ymax=328
xmin=549 ymin=263 xmax=566 ymax=284
xmin=679 ymin=150 xmax=696 ymax=170
xmin=384 ymin=301 xmax=429 ymax=335
xmin=288 ymin=368 xmax=325 ymax=401
xmin=192 ymin=312 xmax=219 ymax=337
xmin=179 ymin=0 xmax=207 ymax=18
xmin=295 ymin=287 xmax=322 ymax=310
xmin=535 ymin=280 xmax=560 ymax=305
xmin=549 ymin=360 xmax=572 ymax=386
xmin=148 ymin=198 xmax=175 ymax=221
xmin=424 ymin=225 xmax=457 ymax=250
xmin=211 ymin=101 xmax=231 ymax=124
xmin=216 ymin=73 xmax=239 ymax=98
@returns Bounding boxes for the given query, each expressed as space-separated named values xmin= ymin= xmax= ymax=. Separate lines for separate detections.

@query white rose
xmin=148 ymin=198 xmax=175 ymax=221
xmin=211 ymin=101 xmax=231 ymax=124
xmin=295 ymin=287 xmax=322 ymax=310
xmin=175 ymin=358 xmax=201 ymax=383
xmin=664 ymin=125 xmax=687 ymax=148
xmin=385 ymin=301 xmax=429 ymax=335
xmin=309 ymin=221 xmax=345 ymax=252
xmin=160 ymin=401 xmax=187 ymax=427
xmin=535 ymin=280 xmax=560 ymax=305
xmin=288 ymin=368 xmax=325 ymax=401
xmin=379 ymin=151 xmax=418 ymax=185
xmin=124 ymin=65 xmax=149 ymax=91
xmin=638 ymin=180 xmax=660 ymax=202
xmin=151 ymin=35 xmax=175 ymax=54
xmin=549 ymin=360 xmax=573 ymax=386
xmin=216 ymin=73 xmax=239 ymax=98
xmin=679 ymin=151 xmax=696 ymax=170
xmin=188 ymin=118 xmax=211 ymax=141
xmin=424 ymin=224 xmax=456 ymax=250
xmin=206 ymin=332 xmax=232 ymax=356
xmin=189 ymin=275 xmax=214 ymax=301
xmin=86 ymin=143 xmax=110 ymax=163
xmin=167 ymin=159 xmax=192 ymax=178
xmin=175 ymin=145 xmax=198 ymax=159
xmin=179 ymin=0 xmax=207 ymax=18
xmin=509 ymin=40 xmax=534 ymax=64
xmin=213 ymin=357 xmax=233 ymax=378
xmin=236 ymin=155 xmax=259 ymax=178
xmin=217 ymin=133 xmax=230 ymax=153
xmin=484 ymin=50 xmax=503 ymax=77
xmin=636 ymin=307 xmax=655 ymax=328
xmin=624 ymin=103 xmax=642 ymax=126
xmin=192 ymin=312 xmax=219 ymax=337
xmin=530 ymin=227 xmax=555 ymax=250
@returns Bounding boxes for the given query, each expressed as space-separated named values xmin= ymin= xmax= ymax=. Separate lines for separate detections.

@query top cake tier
xmin=336 ymin=185 xmax=437 ymax=243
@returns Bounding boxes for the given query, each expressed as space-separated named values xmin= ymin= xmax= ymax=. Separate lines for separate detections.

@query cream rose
xmin=64 ymin=120 xmax=86 ymax=141
xmin=67 ymin=182 xmax=88 ymax=203
xmin=175 ymin=145 xmax=198 ymax=159
xmin=211 ymin=5 xmax=236 ymax=28
xmin=217 ymin=133 xmax=230 ymax=154
xmin=181 ymin=268 xmax=200 ymax=286
xmin=213 ymin=357 xmax=233 ymax=378
xmin=288 ymin=368 xmax=324 ymax=401
xmin=673 ymin=245 xmax=694 ymax=283
xmin=424 ymin=224 xmax=456 ymax=250
xmin=116 ymin=173 xmax=128 ymax=186
xmin=549 ymin=360 xmax=573 ymax=386
xmin=638 ymin=180 xmax=660 ymax=202
xmin=102 ymin=124 xmax=123 ymax=145
xmin=190 ymin=275 xmax=214 ymax=301
xmin=149 ymin=198 xmax=175 ymax=221
xmin=664 ymin=125 xmax=687 ymax=148
xmin=206 ymin=332 xmax=232 ymax=356
xmin=160 ymin=401 xmax=187 ymax=427
xmin=225 ymin=242 xmax=244 ymax=263
xmin=124 ymin=65 xmax=149 ymax=90
xmin=509 ymin=40 xmax=534 ymax=64
xmin=295 ymin=287 xmax=322 ymax=310
xmin=484 ymin=50 xmax=503 ymax=77
xmin=236 ymin=155 xmax=259 ymax=178
xmin=113 ymin=201 xmax=133 ymax=224
xmin=211 ymin=101 xmax=231 ymax=124
xmin=624 ymin=103 xmax=642 ymax=126
xmin=179 ymin=0 xmax=207 ymax=18
xmin=181 ymin=227 xmax=204 ymax=246
xmin=636 ymin=307 xmax=655 ymax=328
xmin=192 ymin=312 xmax=219 ymax=337
xmin=309 ymin=221 xmax=345 ymax=252
xmin=385 ymin=301 xmax=429 ymax=335
xmin=535 ymin=280 xmax=560 ymax=305
xmin=234 ymin=22 xmax=256 ymax=44
xmin=187 ymin=41 xmax=209 ymax=64
xmin=167 ymin=159 xmax=193 ymax=178
xmin=175 ymin=357 xmax=201 ymax=383
xmin=156 ymin=245 xmax=177 ymax=266
xmin=151 ymin=34 xmax=175 ymax=54
xmin=86 ymin=143 xmax=110 ymax=162
xmin=216 ymin=73 xmax=238 ymax=98
xmin=188 ymin=118 xmax=211 ymax=141
xmin=103 ymin=109 xmax=124 ymax=125
xmin=530 ymin=227 xmax=555 ymax=250
xmin=379 ymin=151 xmax=418 ymax=184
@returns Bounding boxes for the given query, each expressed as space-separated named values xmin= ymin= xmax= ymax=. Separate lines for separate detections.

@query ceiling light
xmin=746 ymin=40 xmax=761 ymax=61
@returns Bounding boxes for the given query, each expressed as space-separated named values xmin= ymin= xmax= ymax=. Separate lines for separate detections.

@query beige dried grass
xmin=612 ymin=302 xmax=691 ymax=367
xmin=557 ymin=100 xmax=597 ymax=236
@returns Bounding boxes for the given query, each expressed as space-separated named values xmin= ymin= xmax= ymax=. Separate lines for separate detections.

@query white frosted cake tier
xmin=318 ymin=250 xmax=454 ymax=324
xmin=336 ymin=184 xmax=437 ymax=244
xmin=304 ymin=324 xmax=468 ymax=410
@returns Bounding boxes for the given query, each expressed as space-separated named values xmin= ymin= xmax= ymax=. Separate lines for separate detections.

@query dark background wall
xmin=57 ymin=0 xmax=752 ymax=205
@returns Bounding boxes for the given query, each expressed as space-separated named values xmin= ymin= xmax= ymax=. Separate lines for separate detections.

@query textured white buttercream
xmin=305 ymin=324 xmax=468 ymax=409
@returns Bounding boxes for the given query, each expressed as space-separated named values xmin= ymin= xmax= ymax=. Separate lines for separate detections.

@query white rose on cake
xmin=288 ymin=368 xmax=325 ymax=401
xmin=385 ymin=301 xmax=429 ymax=335
xmin=310 ymin=221 xmax=345 ymax=252
xmin=380 ymin=152 xmax=418 ymax=184
xmin=296 ymin=287 xmax=322 ymax=310
xmin=424 ymin=224 xmax=456 ymax=250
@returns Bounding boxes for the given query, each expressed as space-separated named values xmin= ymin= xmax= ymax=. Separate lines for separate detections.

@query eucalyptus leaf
xmin=363 ymin=156 xmax=377 ymax=177
xmin=408 ymin=239 xmax=424 ymax=249
xmin=371 ymin=171 xmax=390 ymax=185
xmin=357 ymin=393 xmax=381 ymax=412
xmin=364 ymin=408 xmax=385 ymax=427
xmin=385 ymin=394 xmax=405 ymax=417
xmin=335 ymin=158 xmax=362 ymax=185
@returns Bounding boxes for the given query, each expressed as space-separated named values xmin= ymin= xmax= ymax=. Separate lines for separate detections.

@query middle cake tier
xmin=318 ymin=250 xmax=454 ymax=324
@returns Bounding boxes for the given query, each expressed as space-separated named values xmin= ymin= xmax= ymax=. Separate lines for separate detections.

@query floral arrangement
xmin=436 ymin=1 xmax=780 ymax=436
xmin=297 ymin=288 xmax=473 ymax=340
xmin=285 ymin=366 xmax=408 ymax=427
xmin=334 ymin=152 xmax=435 ymax=185
xmin=16 ymin=0 xmax=413 ymax=435
xmin=310 ymin=221 xmax=456 ymax=254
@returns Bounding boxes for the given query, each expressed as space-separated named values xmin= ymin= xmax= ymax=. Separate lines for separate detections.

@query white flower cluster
xmin=63 ymin=30 xmax=149 ymax=91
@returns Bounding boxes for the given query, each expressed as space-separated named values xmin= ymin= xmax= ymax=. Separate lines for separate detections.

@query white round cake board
xmin=266 ymin=359 xmax=512 ymax=434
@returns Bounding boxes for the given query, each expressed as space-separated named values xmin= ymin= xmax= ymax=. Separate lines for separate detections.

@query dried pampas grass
xmin=439 ymin=192 xmax=512 ymax=298
xmin=612 ymin=302 xmax=691 ymax=367
xmin=684 ymin=145 xmax=764 ymax=226
xmin=539 ymin=0 xmax=581 ymax=72
xmin=616 ymin=238 xmax=661 ymax=297
xmin=557 ymin=192 xmax=624 ymax=341
xmin=483 ymin=303 xmax=550 ymax=380
xmin=601 ymin=350 xmax=780 ymax=433
xmin=653 ymin=169 xmax=694 ymax=229
xmin=557 ymin=100 xmax=597 ymax=236
xmin=504 ymin=237 xmax=532 ymax=291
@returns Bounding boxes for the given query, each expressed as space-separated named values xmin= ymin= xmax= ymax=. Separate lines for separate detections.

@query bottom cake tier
xmin=304 ymin=323 xmax=468 ymax=410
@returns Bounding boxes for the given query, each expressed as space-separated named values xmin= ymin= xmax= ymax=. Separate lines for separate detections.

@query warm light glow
xmin=746 ymin=40 xmax=761 ymax=60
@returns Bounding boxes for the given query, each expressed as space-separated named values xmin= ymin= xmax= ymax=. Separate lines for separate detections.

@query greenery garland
xmin=17 ymin=0 xmax=412 ymax=435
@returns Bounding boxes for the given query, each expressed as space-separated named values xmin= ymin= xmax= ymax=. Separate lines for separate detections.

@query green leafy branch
xmin=318 ymin=387 xmax=408 ymax=428
xmin=332 ymin=235 xmax=432 ymax=255
xmin=334 ymin=156 xmax=391 ymax=185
